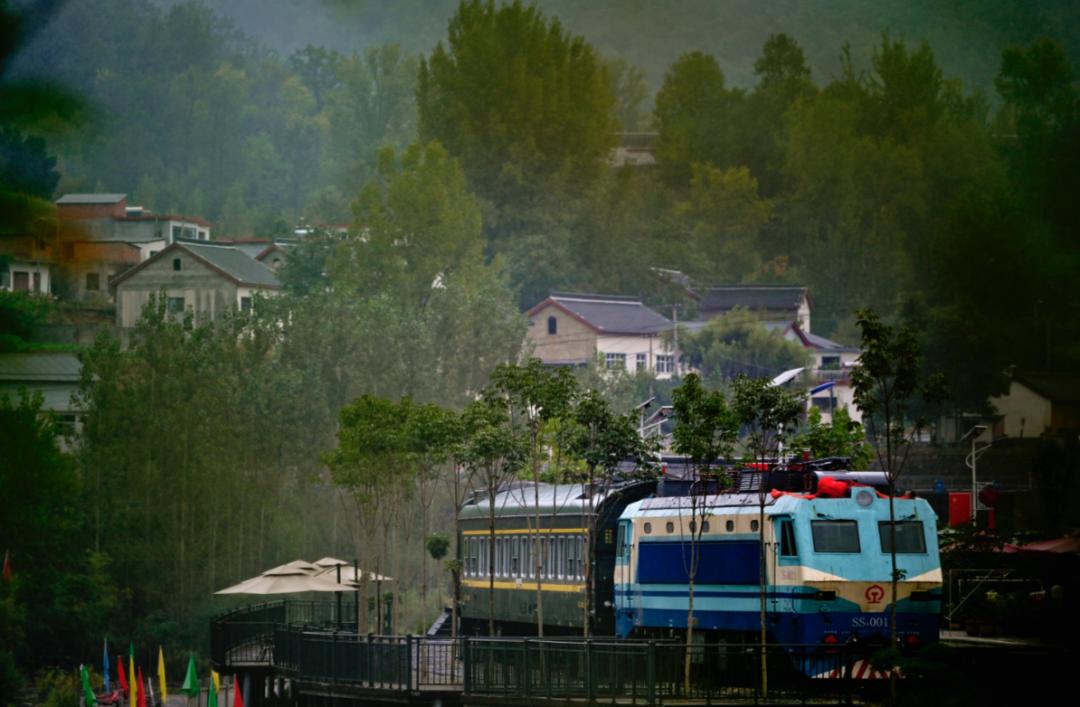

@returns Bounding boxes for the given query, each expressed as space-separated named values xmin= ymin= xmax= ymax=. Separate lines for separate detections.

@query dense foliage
xmin=2 ymin=0 xmax=1079 ymax=686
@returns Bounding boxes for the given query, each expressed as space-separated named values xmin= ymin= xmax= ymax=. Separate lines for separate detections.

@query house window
xmin=821 ymin=355 xmax=841 ymax=370
xmin=167 ymin=297 xmax=185 ymax=314
xmin=605 ymin=352 xmax=626 ymax=370
xmin=32 ymin=272 xmax=41 ymax=292
xmin=12 ymin=271 xmax=29 ymax=291
xmin=171 ymin=225 xmax=181 ymax=241
xmin=86 ymin=273 xmax=100 ymax=291
xmin=656 ymin=354 xmax=675 ymax=374
xmin=240 ymin=296 xmax=252 ymax=313
xmin=636 ymin=352 xmax=647 ymax=370
xmin=547 ymin=316 xmax=557 ymax=335
xmin=54 ymin=413 xmax=77 ymax=437
xmin=172 ymin=258 xmax=182 ymax=271
xmin=811 ymin=396 xmax=834 ymax=411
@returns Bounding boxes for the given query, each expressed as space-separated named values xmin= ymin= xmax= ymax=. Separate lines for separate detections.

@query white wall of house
xmin=2 ymin=260 xmax=50 ymax=294
xmin=797 ymin=298 xmax=811 ymax=332
xmin=595 ymin=334 xmax=677 ymax=379
xmin=990 ymin=381 xmax=1051 ymax=438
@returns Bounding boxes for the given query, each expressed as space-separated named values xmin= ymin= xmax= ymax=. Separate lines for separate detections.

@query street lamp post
xmin=962 ymin=424 xmax=990 ymax=525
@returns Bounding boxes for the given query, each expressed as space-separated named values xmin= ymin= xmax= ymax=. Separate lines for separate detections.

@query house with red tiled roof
xmin=526 ymin=292 xmax=678 ymax=378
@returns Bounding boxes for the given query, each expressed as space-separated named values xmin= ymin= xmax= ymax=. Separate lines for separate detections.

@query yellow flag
xmin=129 ymin=643 xmax=136 ymax=707
xmin=211 ymin=669 xmax=220 ymax=693
xmin=157 ymin=647 xmax=168 ymax=703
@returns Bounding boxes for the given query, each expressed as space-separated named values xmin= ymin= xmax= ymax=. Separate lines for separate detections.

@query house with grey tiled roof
xmin=990 ymin=372 xmax=1080 ymax=438
xmin=697 ymin=285 xmax=811 ymax=332
xmin=525 ymin=292 xmax=679 ymax=378
xmin=0 ymin=352 xmax=82 ymax=440
xmin=112 ymin=241 xmax=281 ymax=328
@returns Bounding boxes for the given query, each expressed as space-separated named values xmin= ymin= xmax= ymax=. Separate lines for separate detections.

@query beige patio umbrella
xmin=312 ymin=557 xmax=393 ymax=585
xmin=215 ymin=561 xmax=348 ymax=595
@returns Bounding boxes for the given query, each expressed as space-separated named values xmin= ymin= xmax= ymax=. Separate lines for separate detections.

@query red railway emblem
xmin=865 ymin=584 xmax=885 ymax=604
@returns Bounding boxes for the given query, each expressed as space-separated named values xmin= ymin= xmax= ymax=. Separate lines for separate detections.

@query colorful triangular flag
xmin=181 ymin=655 xmax=198 ymax=697
xmin=80 ymin=665 xmax=96 ymax=707
xmin=128 ymin=644 xmax=135 ymax=707
xmin=233 ymin=675 xmax=243 ymax=707
xmin=103 ymin=640 xmax=111 ymax=693
xmin=117 ymin=657 xmax=128 ymax=694
xmin=136 ymin=667 xmax=147 ymax=707
xmin=157 ymin=647 xmax=167 ymax=704
xmin=207 ymin=674 xmax=217 ymax=707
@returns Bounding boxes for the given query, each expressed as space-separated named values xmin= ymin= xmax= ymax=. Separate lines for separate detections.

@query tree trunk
xmin=487 ymin=485 xmax=497 ymax=636
xmin=758 ymin=495 xmax=768 ymax=698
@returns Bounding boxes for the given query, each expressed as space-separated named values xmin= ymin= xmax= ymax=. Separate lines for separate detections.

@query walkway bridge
xmin=211 ymin=601 xmax=880 ymax=705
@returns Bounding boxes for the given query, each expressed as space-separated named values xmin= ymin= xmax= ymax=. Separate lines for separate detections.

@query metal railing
xmin=212 ymin=601 xmax=881 ymax=703
xmin=462 ymin=638 xmax=859 ymax=703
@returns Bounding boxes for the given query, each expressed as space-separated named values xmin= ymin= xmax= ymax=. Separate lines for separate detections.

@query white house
xmin=525 ymin=293 xmax=678 ymax=378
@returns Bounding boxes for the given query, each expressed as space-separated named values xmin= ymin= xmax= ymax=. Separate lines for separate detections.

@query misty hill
xmin=154 ymin=0 xmax=1080 ymax=94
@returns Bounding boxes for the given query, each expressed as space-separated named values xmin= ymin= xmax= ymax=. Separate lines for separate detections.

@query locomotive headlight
xmin=856 ymin=489 xmax=875 ymax=507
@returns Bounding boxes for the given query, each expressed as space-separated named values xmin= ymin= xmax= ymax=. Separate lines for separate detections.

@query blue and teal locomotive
xmin=613 ymin=483 xmax=942 ymax=651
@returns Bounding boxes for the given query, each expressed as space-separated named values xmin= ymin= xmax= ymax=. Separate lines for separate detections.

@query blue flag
xmin=103 ymin=639 xmax=110 ymax=692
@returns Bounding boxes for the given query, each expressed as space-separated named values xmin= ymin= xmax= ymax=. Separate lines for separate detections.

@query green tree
xmin=677 ymin=308 xmax=810 ymax=385
xmin=794 ymin=406 xmax=872 ymax=467
xmin=849 ymin=308 xmax=945 ymax=695
xmin=490 ymin=359 xmax=576 ymax=635
xmin=417 ymin=0 xmax=617 ymax=243
xmin=745 ymin=33 xmax=816 ymax=196
xmin=669 ymin=163 xmax=771 ymax=282
xmin=458 ymin=389 xmax=526 ymax=635
xmin=326 ymin=45 xmax=418 ymax=198
xmin=653 ymin=51 xmax=743 ymax=184
xmin=670 ymin=373 xmax=737 ymax=692
xmin=730 ymin=374 xmax=805 ymax=699
xmin=566 ymin=389 xmax=654 ymax=636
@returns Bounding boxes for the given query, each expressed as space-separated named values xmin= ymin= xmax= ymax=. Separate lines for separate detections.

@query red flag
xmin=137 ymin=667 xmax=147 ymax=707
xmin=2 ymin=550 xmax=11 ymax=583
xmin=233 ymin=675 xmax=243 ymax=707
xmin=117 ymin=657 xmax=129 ymax=694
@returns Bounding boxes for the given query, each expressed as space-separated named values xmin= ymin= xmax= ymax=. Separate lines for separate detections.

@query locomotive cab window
xmin=878 ymin=521 xmax=927 ymax=554
xmin=778 ymin=519 xmax=798 ymax=557
xmin=811 ymin=520 xmax=860 ymax=553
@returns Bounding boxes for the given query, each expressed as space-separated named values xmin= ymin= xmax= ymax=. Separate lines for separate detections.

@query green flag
xmin=80 ymin=665 xmax=96 ymax=706
xmin=207 ymin=675 xmax=217 ymax=707
xmin=181 ymin=655 xmax=199 ymax=697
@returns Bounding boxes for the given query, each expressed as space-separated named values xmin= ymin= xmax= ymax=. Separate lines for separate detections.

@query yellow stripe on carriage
xmin=461 ymin=528 xmax=587 ymax=536
xmin=462 ymin=579 xmax=585 ymax=593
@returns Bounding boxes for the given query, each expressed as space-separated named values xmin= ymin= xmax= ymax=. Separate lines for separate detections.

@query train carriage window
xmin=750 ymin=520 xmax=759 ymax=532
xmin=643 ymin=522 xmax=652 ymax=534
xmin=666 ymin=521 xmax=674 ymax=534
xmin=616 ymin=523 xmax=626 ymax=555
xmin=577 ymin=536 xmax=585 ymax=579
xmin=702 ymin=521 xmax=710 ymax=533
xmin=878 ymin=521 xmax=927 ymax=554
xmin=812 ymin=520 xmax=861 ymax=553
xmin=779 ymin=520 xmax=798 ymax=557
xmin=725 ymin=520 xmax=734 ymax=532
xmin=522 ymin=537 xmax=532 ymax=578
xmin=510 ymin=537 xmax=520 ymax=576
